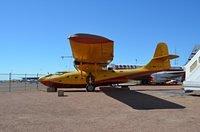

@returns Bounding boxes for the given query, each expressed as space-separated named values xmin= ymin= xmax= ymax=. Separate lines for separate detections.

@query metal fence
xmin=0 ymin=73 xmax=48 ymax=92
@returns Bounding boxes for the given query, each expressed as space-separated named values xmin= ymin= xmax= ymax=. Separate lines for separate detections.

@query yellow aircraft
xmin=39 ymin=33 xmax=178 ymax=92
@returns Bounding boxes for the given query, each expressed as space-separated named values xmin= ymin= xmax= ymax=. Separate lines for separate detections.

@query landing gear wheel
xmin=47 ymin=87 xmax=57 ymax=92
xmin=141 ymin=80 xmax=149 ymax=85
xmin=111 ymin=84 xmax=121 ymax=88
xmin=86 ymin=73 xmax=96 ymax=92
xmin=86 ymin=84 xmax=95 ymax=92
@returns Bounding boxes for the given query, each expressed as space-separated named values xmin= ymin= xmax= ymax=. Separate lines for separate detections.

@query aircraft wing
xmin=69 ymin=33 xmax=114 ymax=73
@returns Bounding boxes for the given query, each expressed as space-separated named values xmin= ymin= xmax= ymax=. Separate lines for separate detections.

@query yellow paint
xmin=69 ymin=39 xmax=113 ymax=73
xmin=39 ymin=43 xmax=176 ymax=87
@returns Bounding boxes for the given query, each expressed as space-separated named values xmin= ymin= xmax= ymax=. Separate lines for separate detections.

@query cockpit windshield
xmin=54 ymin=71 xmax=68 ymax=75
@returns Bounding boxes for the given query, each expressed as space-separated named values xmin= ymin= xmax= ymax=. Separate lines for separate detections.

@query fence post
xmin=36 ymin=73 xmax=39 ymax=90
xmin=25 ymin=74 xmax=27 ymax=91
xmin=9 ymin=73 xmax=11 ymax=92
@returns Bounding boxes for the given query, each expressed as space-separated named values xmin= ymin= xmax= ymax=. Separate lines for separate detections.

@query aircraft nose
xmin=38 ymin=76 xmax=50 ymax=86
xmin=38 ymin=76 xmax=45 ymax=82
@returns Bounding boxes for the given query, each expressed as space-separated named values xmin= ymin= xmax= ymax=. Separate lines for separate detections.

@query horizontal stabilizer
xmin=153 ymin=54 xmax=179 ymax=60
xmin=169 ymin=54 xmax=179 ymax=60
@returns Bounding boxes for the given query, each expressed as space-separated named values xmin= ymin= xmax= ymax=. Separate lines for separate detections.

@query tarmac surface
xmin=0 ymin=85 xmax=200 ymax=132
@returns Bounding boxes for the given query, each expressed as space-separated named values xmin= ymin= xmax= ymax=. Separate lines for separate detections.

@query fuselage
xmin=39 ymin=67 xmax=157 ymax=88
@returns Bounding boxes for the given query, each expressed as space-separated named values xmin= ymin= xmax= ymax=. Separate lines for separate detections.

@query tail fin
xmin=144 ymin=43 xmax=178 ymax=71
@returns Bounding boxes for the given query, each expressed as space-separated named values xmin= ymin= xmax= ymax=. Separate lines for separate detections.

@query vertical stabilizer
xmin=145 ymin=43 xmax=171 ymax=71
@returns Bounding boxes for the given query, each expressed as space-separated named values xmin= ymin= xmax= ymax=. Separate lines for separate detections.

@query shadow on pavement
xmin=100 ymin=87 xmax=185 ymax=110
xmin=136 ymin=88 xmax=181 ymax=92
xmin=189 ymin=94 xmax=200 ymax=97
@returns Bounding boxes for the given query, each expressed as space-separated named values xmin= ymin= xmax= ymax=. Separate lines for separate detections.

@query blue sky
xmin=0 ymin=0 xmax=200 ymax=74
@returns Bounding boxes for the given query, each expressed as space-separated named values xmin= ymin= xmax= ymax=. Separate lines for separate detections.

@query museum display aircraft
xmin=39 ymin=33 xmax=178 ymax=92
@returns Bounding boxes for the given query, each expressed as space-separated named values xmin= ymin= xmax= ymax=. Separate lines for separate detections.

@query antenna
xmin=135 ymin=59 xmax=138 ymax=65
xmin=174 ymin=48 xmax=178 ymax=66
xmin=61 ymin=56 xmax=73 ymax=60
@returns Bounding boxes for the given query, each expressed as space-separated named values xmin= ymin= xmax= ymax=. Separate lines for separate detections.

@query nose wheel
xmin=86 ymin=73 xmax=96 ymax=92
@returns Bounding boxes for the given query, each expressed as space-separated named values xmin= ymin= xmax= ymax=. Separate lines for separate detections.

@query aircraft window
xmin=66 ymin=76 xmax=69 ymax=78
xmin=55 ymin=72 xmax=65 ymax=75
xmin=75 ymin=76 xmax=78 ymax=79
xmin=45 ymin=74 xmax=52 ymax=77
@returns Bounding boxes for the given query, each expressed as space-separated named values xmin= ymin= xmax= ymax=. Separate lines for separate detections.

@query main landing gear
xmin=86 ymin=73 xmax=96 ymax=92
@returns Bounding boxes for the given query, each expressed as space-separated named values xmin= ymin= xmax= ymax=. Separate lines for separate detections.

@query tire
xmin=86 ymin=73 xmax=95 ymax=92
xmin=141 ymin=80 xmax=149 ymax=85
xmin=47 ymin=87 xmax=57 ymax=92
xmin=86 ymin=84 xmax=95 ymax=92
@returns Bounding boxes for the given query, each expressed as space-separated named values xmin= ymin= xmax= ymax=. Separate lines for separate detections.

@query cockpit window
xmin=55 ymin=72 xmax=66 ymax=75
xmin=45 ymin=74 xmax=53 ymax=77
